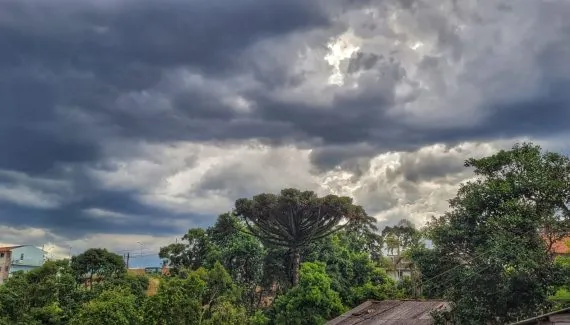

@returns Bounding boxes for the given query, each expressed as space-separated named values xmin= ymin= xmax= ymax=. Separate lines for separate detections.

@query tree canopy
xmin=4 ymin=143 xmax=570 ymax=325
xmin=70 ymin=248 xmax=126 ymax=287
xmin=412 ymin=143 xmax=570 ymax=324
xmin=235 ymin=188 xmax=376 ymax=285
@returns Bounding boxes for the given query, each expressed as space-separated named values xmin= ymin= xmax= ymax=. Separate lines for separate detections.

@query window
xmin=20 ymin=253 xmax=24 ymax=260
xmin=4 ymin=266 xmax=8 ymax=272
xmin=0 ymin=253 xmax=4 ymax=258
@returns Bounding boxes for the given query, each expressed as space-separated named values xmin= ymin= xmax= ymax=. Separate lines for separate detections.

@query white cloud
xmin=91 ymin=141 xmax=320 ymax=215
xmin=0 ymin=225 xmax=175 ymax=262
xmin=88 ymin=138 xmax=524 ymax=229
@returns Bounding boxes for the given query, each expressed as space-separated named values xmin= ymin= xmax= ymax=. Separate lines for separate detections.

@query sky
xmin=1 ymin=0 xmax=570 ymax=266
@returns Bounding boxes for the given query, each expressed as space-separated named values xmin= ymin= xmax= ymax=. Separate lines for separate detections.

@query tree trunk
xmin=291 ymin=250 xmax=301 ymax=286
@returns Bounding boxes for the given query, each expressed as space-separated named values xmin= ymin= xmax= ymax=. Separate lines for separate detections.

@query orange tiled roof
xmin=550 ymin=237 xmax=570 ymax=254
xmin=0 ymin=246 xmax=18 ymax=253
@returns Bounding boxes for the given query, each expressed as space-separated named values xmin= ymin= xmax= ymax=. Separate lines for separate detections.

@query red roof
xmin=550 ymin=237 xmax=570 ymax=254
xmin=0 ymin=246 xmax=19 ymax=253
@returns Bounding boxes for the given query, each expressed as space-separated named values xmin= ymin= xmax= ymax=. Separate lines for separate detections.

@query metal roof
xmin=326 ymin=300 xmax=451 ymax=325
xmin=508 ymin=307 xmax=570 ymax=325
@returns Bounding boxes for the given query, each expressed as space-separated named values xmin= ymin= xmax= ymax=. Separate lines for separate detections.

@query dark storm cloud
xmin=0 ymin=0 xmax=329 ymax=73
xmin=4 ymin=0 xmax=568 ymax=158
xmin=1 ymin=0 xmax=570 ymax=239
xmin=0 ymin=188 xmax=212 ymax=238
xmin=0 ymin=0 xmax=330 ymax=237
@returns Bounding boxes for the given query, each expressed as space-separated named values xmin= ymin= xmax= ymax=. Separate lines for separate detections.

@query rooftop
xmin=326 ymin=300 xmax=450 ymax=325
xmin=0 ymin=245 xmax=22 ymax=253
xmin=509 ymin=307 xmax=570 ymax=324
xmin=549 ymin=236 xmax=570 ymax=255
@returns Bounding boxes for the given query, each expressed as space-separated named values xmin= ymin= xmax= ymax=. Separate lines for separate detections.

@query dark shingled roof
xmin=326 ymin=300 xmax=451 ymax=325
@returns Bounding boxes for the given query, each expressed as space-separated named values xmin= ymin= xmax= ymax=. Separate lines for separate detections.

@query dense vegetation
xmin=0 ymin=143 xmax=569 ymax=324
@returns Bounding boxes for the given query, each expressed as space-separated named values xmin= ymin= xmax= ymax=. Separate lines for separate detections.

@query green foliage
xmin=71 ymin=248 xmax=126 ymax=286
xmin=159 ymin=228 xmax=218 ymax=272
xmin=160 ymin=213 xmax=265 ymax=310
xmin=8 ymin=166 xmax=570 ymax=325
xmin=143 ymin=262 xmax=244 ymax=325
xmin=272 ymin=262 xmax=346 ymax=325
xmin=142 ymin=276 xmax=203 ymax=325
xmin=95 ymin=274 xmax=149 ymax=306
xmin=304 ymin=232 xmax=397 ymax=306
xmin=204 ymin=301 xmax=249 ymax=325
xmin=0 ymin=260 xmax=86 ymax=324
xmin=550 ymin=256 xmax=570 ymax=309
xmin=69 ymin=288 xmax=142 ymax=325
xmin=249 ymin=310 xmax=270 ymax=325
xmin=235 ymin=188 xmax=376 ymax=285
xmin=413 ymin=143 xmax=570 ymax=324
xmin=212 ymin=214 xmax=265 ymax=310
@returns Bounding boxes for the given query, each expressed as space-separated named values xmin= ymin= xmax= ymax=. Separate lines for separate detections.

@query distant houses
xmin=0 ymin=245 xmax=46 ymax=284
xmin=127 ymin=265 xmax=170 ymax=277
xmin=385 ymin=239 xmax=432 ymax=282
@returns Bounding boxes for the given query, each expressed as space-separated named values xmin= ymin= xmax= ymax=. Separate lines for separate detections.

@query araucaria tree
xmin=235 ymin=188 xmax=375 ymax=286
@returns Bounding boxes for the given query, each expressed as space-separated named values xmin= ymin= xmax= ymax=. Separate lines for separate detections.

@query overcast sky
xmin=1 ymin=0 xmax=569 ymax=263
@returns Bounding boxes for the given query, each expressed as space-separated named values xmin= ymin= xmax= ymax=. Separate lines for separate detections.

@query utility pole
xmin=137 ymin=241 xmax=144 ymax=257
xmin=126 ymin=252 xmax=130 ymax=269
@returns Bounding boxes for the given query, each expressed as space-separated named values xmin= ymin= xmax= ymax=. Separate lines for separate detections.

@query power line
xmin=419 ymin=226 xmax=565 ymax=290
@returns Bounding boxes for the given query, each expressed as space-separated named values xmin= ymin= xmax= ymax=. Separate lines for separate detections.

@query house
xmin=0 ymin=247 xmax=12 ymax=284
xmin=0 ymin=245 xmax=46 ymax=284
xmin=548 ymin=236 xmax=570 ymax=256
xmin=385 ymin=239 xmax=433 ymax=282
xmin=127 ymin=266 xmax=169 ymax=276
xmin=387 ymin=255 xmax=414 ymax=281
xmin=326 ymin=300 xmax=452 ymax=325
xmin=509 ymin=307 xmax=570 ymax=324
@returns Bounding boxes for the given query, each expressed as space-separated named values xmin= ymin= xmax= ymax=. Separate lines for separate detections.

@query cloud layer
xmin=1 ymin=0 xmax=569 ymax=259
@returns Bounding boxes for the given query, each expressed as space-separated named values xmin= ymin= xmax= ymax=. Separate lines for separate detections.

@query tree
xmin=381 ymin=219 xmax=420 ymax=256
xmin=203 ymin=301 xmax=249 ymax=325
xmin=69 ymin=289 xmax=142 ymax=325
xmin=304 ymin=232 xmax=397 ymax=306
xmin=235 ymin=188 xmax=375 ymax=285
xmin=143 ymin=275 xmax=203 ymax=325
xmin=413 ymin=143 xmax=570 ymax=324
xmin=95 ymin=273 xmax=150 ymax=306
xmin=550 ymin=255 xmax=570 ymax=309
xmin=71 ymin=248 xmax=126 ymax=287
xmin=143 ymin=262 xmax=243 ymax=325
xmin=208 ymin=213 xmax=265 ymax=310
xmin=272 ymin=262 xmax=346 ymax=325
xmin=159 ymin=213 xmax=265 ymax=309
xmin=0 ymin=260 xmax=85 ymax=325
xmin=159 ymin=228 xmax=220 ymax=272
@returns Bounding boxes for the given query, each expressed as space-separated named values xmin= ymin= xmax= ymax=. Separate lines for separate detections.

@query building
xmin=386 ymin=255 xmax=414 ymax=281
xmin=326 ymin=300 xmax=452 ymax=325
xmin=384 ymin=239 xmax=433 ymax=281
xmin=0 ymin=247 xmax=13 ymax=284
xmin=0 ymin=245 xmax=46 ymax=284
xmin=509 ymin=307 xmax=570 ymax=325
xmin=127 ymin=265 xmax=170 ymax=277
xmin=548 ymin=236 xmax=570 ymax=256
